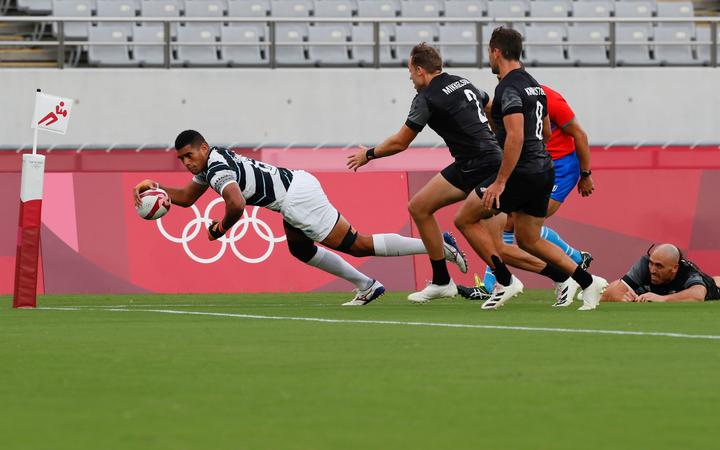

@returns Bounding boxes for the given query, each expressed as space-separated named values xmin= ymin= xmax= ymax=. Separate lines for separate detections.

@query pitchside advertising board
xmin=2 ymin=168 xmax=720 ymax=296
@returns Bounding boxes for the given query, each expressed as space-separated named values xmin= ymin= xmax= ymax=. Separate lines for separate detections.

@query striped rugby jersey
xmin=192 ymin=147 xmax=294 ymax=212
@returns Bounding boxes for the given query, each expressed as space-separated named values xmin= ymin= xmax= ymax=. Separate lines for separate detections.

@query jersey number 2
xmin=464 ymin=89 xmax=488 ymax=124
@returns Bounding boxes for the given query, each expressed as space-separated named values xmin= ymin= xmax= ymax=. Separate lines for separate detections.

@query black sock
xmin=539 ymin=264 xmax=570 ymax=283
xmin=491 ymin=255 xmax=512 ymax=286
xmin=571 ymin=266 xmax=593 ymax=290
xmin=431 ymin=258 xmax=451 ymax=285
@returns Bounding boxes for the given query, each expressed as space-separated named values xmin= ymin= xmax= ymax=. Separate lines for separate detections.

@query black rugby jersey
xmin=192 ymin=147 xmax=294 ymax=212
xmin=491 ymin=68 xmax=552 ymax=174
xmin=405 ymin=72 xmax=502 ymax=164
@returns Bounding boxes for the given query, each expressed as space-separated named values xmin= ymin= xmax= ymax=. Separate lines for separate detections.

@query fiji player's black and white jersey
xmin=192 ymin=147 xmax=294 ymax=211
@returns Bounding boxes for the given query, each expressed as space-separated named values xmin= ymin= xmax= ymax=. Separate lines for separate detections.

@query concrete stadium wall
xmin=1 ymin=68 xmax=718 ymax=148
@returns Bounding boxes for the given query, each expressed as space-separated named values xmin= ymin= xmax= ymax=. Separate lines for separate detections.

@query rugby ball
xmin=136 ymin=188 xmax=171 ymax=220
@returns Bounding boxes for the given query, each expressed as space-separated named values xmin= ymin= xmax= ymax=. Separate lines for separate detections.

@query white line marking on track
xmin=36 ymin=307 xmax=720 ymax=341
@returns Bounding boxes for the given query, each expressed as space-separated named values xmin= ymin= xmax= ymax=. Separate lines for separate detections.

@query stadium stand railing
xmin=0 ymin=14 xmax=718 ymax=68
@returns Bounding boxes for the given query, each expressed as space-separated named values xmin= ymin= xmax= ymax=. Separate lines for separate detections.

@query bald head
xmin=651 ymin=244 xmax=681 ymax=264
xmin=647 ymin=244 xmax=681 ymax=285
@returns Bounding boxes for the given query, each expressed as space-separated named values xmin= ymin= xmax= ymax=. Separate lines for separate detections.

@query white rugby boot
xmin=342 ymin=280 xmax=385 ymax=306
xmin=481 ymin=276 xmax=524 ymax=310
xmin=552 ymin=277 xmax=580 ymax=307
xmin=408 ymin=280 xmax=458 ymax=303
xmin=577 ymin=276 xmax=609 ymax=311
xmin=442 ymin=231 xmax=468 ymax=274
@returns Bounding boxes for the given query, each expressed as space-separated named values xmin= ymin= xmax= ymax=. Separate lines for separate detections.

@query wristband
xmin=365 ymin=148 xmax=376 ymax=161
xmin=580 ymin=170 xmax=592 ymax=178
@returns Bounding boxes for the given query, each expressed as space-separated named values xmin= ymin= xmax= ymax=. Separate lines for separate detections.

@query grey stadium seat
xmin=308 ymin=25 xmax=353 ymax=65
xmin=439 ymin=24 xmax=477 ymax=66
xmin=220 ymin=25 xmax=264 ymax=65
xmin=615 ymin=0 xmax=657 ymax=14
xmin=52 ymin=0 xmax=92 ymax=39
xmin=486 ymin=0 xmax=526 ymax=18
xmin=529 ymin=0 xmax=568 ymax=18
xmin=351 ymin=24 xmax=393 ymax=66
xmin=356 ymin=0 xmax=396 ymax=18
xmin=572 ymin=0 xmax=612 ymax=18
xmin=524 ymin=25 xmax=568 ymax=66
xmin=17 ymin=0 xmax=52 ymax=13
xmin=176 ymin=26 xmax=224 ymax=65
xmin=614 ymin=1 xmax=653 ymax=36
xmin=184 ymin=0 xmax=225 ymax=36
xmin=313 ymin=0 xmax=354 ymax=33
xmin=271 ymin=0 xmax=312 ymax=16
xmin=656 ymin=1 xmax=693 ymax=18
xmin=400 ymin=0 xmax=443 ymax=18
xmin=443 ymin=0 xmax=486 ymax=18
xmin=88 ymin=26 xmax=134 ymax=65
xmin=567 ymin=24 xmax=608 ymax=65
xmin=132 ymin=24 xmax=166 ymax=65
xmin=227 ymin=0 xmax=269 ymax=38
xmin=615 ymin=25 xmax=656 ymax=66
xmin=275 ymin=23 xmax=310 ymax=65
xmin=140 ymin=1 xmax=180 ymax=37
xmin=695 ymin=27 xmax=719 ymax=66
xmin=395 ymin=24 xmax=438 ymax=64
xmin=96 ymin=0 xmax=135 ymax=34
xmin=654 ymin=26 xmax=697 ymax=66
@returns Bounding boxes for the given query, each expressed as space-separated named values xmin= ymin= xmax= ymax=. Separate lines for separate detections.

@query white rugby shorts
xmin=279 ymin=170 xmax=339 ymax=242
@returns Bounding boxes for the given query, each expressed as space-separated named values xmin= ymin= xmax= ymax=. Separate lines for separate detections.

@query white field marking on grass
xmin=36 ymin=307 xmax=720 ymax=341
xmin=41 ymin=303 xmax=329 ymax=308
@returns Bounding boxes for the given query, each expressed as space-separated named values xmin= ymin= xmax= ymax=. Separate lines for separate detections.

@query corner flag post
xmin=13 ymin=89 xmax=73 ymax=308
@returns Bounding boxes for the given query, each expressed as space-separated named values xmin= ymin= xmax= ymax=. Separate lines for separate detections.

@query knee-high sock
xmin=482 ymin=231 xmax=515 ymax=291
xmin=372 ymin=234 xmax=428 ymax=256
xmin=307 ymin=247 xmax=373 ymax=290
xmin=541 ymin=226 xmax=582 ymax=264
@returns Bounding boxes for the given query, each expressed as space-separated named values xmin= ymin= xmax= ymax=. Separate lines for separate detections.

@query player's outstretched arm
xmin=637 ymin=285 xmax=707 ymax=303
xmin=347 ymin=125 xmax=418 ymax=171
xmin=207 ymin=182 xmax=245 ymax=241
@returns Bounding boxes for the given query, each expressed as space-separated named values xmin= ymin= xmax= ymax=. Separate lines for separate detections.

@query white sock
xmin=372 ymin=233 xmax=429 ymax=256
xmin=307 ymin=247 xmax=373 ymax=290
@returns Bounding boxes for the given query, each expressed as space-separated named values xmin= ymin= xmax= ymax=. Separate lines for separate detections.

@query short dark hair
xmin=174 ymin=130 xmax=206 ymax=150
xmin=410 ymin=43 xmax=442 ymax=73
xmin=489 ymin=27 xmax=523 ymax=61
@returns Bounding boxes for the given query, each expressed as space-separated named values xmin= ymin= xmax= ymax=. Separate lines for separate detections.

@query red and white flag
xmin=31 ymin=91 xmax=73 ymax=135
xmin=14 ymin=90 xmax=74 ymax=308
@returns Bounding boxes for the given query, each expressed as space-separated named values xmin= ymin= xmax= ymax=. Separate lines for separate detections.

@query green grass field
xmin=1 ymin=291 xmax=719 ymax=450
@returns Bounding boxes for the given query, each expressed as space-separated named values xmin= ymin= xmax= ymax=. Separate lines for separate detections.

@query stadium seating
xmin=439 ymin=24 xmax=478 ymax=66
xmin=220 ymin=24 xmax=265 ymax=65
xmin=51 ymin=0 xmax=92 ymax=39
xmin=7 ymin=0 xmax=715 ymax=67
xmin=654 ymin=25 xmax=696 ymax=65
xmin=176 ymin=25 xmax=224 ymax=65
xmin=567 ymin=23 xmax=609 ymax=65
xmin=96 ymin=0 xmax=135 ymax=34
xmin=695 ymin=26 xmax=719 ymax=65
xmin=132 ymin=24 xmax=166 ymax=65
xmin=307 ymin=24 xmax=353 ymax=65
xmin=87 ymin=26 xmax=134 ymax=65
xmin=525 ymin=24 xmax=569 ymax=65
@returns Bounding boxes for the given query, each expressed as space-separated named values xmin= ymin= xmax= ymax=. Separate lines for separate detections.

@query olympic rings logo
xmin=156 ymin=198 xmax=286 ymax=265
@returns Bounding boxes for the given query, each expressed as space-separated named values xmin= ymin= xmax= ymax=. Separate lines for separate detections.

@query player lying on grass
xmin=133 ymin=130 xmax=467 ymax=306
xmin=601 ymin=243 xmax=720 ymax=302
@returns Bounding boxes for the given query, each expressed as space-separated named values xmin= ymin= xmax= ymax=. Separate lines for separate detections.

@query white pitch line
xmin=36 ymin=307 xmax=720 ymax=341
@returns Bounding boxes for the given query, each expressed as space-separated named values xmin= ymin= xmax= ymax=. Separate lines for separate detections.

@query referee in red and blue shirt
xmin=542 ymin=84 xmax=594 ymax=216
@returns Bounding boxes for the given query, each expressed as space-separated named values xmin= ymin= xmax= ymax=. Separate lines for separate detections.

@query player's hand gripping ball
xmin=136 ymin=188 xmax=171 ymax=220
